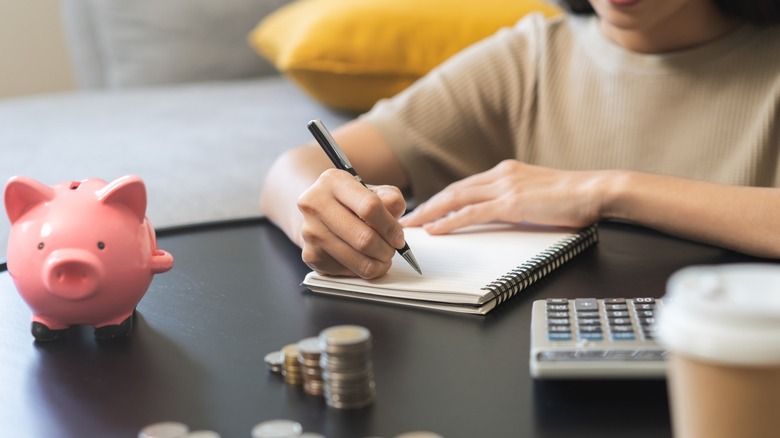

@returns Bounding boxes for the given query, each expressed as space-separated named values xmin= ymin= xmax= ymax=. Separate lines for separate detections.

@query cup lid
xmin=656 ymin=264 xmax=780 ymax=366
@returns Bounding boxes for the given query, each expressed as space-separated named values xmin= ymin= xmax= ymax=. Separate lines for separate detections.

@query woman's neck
xmin=598 ymin=1 xmax=743 ymax=53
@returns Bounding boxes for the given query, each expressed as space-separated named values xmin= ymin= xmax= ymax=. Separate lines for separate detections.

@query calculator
xmin=530 ymin=298 xmax=666 ymax=379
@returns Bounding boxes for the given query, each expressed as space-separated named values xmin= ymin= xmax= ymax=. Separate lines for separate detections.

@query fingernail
xmin=392 ymin=230 xmax=405 ymax=248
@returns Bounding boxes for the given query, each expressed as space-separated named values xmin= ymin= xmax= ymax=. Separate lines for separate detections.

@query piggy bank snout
xmin=43 ymin=249 xmax=104 ymax=300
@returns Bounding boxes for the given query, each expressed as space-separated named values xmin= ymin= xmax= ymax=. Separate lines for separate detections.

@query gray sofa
xmin=0 ymin=0 xmax=354 ymax=259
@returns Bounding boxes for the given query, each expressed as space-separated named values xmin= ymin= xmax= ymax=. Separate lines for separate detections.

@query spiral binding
xmin=481 ymin=225 xmax=599 ymax=306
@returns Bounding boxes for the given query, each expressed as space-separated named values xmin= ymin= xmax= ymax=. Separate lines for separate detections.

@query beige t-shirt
xmin=361 ymin=13 xmax=780 ymax=202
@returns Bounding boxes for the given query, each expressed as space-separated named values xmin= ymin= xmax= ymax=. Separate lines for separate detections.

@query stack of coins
xmin=297 ymin=337 xmax=324 ymax=396
xmin=318 ymin=325 xmax=375 ymax=409
xmin=281 ymin=343 xmax=303 ymax=385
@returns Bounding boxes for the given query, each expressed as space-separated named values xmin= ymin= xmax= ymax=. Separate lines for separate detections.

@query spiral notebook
xmin=302 ymin=222 xmax=598 ymax=315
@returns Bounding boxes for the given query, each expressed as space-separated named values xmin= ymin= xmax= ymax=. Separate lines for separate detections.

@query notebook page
xmin=304 ymin=222 xmax=581 ymax=304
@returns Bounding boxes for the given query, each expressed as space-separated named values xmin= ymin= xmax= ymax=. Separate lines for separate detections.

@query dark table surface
xmin=0 ymin=219 xmax=770 ymax=438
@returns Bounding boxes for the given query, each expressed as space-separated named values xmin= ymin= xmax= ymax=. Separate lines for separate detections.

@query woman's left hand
xmin=400 ymin=159 xmax=613 ymax=234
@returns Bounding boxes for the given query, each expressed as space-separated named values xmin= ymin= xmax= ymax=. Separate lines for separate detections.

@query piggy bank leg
xmin=31 ymin=317 xmax=69 ymax=342
xmin=93 ymin=309 xmax=136 ymax=340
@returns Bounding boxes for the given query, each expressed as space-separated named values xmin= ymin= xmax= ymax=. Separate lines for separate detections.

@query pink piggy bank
xmin=4 ymin=175 xmax=173 ymax=341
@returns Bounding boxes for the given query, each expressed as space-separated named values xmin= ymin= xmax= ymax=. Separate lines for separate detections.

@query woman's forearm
xmin=602 ymin=171 xmax=780 ymax=258
xmin=260 ymin=145 xmax=330 ymax=247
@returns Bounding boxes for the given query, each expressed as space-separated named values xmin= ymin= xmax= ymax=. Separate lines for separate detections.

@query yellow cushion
xmin=248 ymin=0 xmax=561 ymax=112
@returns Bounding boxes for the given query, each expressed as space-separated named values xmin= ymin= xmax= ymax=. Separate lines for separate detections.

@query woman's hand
xmin=297 ymin=168 xmax=407 ymax=279
xmin=400 ymin=160 xmax=611 ymax=234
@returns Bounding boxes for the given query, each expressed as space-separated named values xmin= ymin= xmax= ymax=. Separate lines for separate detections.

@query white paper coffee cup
xmin=657 ymin=264 xmax=780 ymax=438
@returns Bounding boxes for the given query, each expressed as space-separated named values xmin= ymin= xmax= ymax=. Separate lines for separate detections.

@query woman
xmin=261 ymin=0 xmax=780 ymax=279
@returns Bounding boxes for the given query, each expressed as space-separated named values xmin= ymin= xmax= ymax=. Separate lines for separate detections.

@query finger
xmin=422 ymin=200 xmax=503 ymax=235
xmin=301 ymin=219 xmax=392 ymax=279
xmin=401 ymin=183 xmax=496 ymax=227
xmin=301 ymin=246 xmax=354 ymax=277
xmin=306 ymin=169 xmax=405 ymax=250
xmin=298 ymin=171 xmax=397 ymax=275
xmin=334 ymin=178 xmax=406 ymax=249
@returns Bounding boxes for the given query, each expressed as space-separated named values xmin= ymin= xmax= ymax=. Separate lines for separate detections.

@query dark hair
xmin=554 ymin=0 xmax=780 ymax=25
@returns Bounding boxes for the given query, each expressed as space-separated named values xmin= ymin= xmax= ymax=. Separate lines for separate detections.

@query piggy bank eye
xmin=97 ymin=241 xmax=105 ymax=250
xmin=37 ymin=242 xmax=44 ymax=250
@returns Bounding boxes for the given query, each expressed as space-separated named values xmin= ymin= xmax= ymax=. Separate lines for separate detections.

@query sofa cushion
xmin=248 ymin=0 xmax=561 ymax=112
xmin=62 ymin=0 xmax=293 ymax=88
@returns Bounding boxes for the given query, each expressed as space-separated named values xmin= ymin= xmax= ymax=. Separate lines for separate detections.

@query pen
xmin=307 ymin=119 xmax=422 ymax=275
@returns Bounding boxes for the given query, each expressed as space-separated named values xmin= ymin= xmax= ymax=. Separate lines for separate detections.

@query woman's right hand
xmin=297 ymin=168 xmax=407 ymax=279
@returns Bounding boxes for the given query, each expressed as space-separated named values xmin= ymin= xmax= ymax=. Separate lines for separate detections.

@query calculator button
xmin=546 ymin=304 xmax=569 ymax=311
xmin=574 ymin=298 xmax=599 ymax=311
xmin=577 ymin=318 xmax=601 ymax=326
xmin=547 ymin=318 xmax=570 ymax=325
xmin=610 ymin=325 xmax=634 ymax=333
xmin=546 ymin=298 xmax=569 ymax=304
xmin=605 ymin=304 xmax=628 ymax=311
xmin=636 ymin=310 xmax=655 ymax=317
xmin=578 ymin=325 xmax=602 ymax=333
xmin=579 ymin=332 xmax=603 ymax=341
xmin=632 ymin=297 xmax=655 ymax=305
xmin=638 ymin=317 xmax=656 ymax=326
xmin=548 ymin=332 xmax=572 ymax=341
xmin=576 ymin=311 xmax=600 ymax=318
xmin=604 ymin=298 xmax=626 ymax=304
xmin=611 ymin=332 xmax=636 ymax=341
xmin=607 ymin=311 xmax=629 ymax=318
xmin=634 ymin=303 xmax=655 ymax=310
xmin=548 ymin=325 xmax=571 ymax=332
xmin=547 ymin=311 xmax=569 ymax=318
xmin=608 ymin=318 xmax=632 ymax=326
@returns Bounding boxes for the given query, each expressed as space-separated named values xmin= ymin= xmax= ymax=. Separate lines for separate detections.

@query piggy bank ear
xmin=4 ymin=176 xmax=55 ymax=225
xmin=97 ymin=175 xmax=147 ymax=223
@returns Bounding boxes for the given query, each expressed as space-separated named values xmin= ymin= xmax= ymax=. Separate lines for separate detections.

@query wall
xmin=0 ymin=0 xmax=76 ymax=99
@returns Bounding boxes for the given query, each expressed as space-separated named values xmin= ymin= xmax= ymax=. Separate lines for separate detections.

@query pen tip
xmin=401 ymin=249 xmax=422 ymax=275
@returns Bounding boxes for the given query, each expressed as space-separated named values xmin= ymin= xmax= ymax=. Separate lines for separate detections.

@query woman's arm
xmin=400 ymin=160 xmax=780 ymax=258
xmin=606 ymin=171 xmax=780 ymax=258
xmin=260 ymin=120 xmax=411 ymax=278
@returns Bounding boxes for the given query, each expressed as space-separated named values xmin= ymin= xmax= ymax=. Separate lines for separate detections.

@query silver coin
xmin=265 ymin=351 xmax=284 ymax=372
xmin=186 ymin=431 xmax=221 ymax=438
xmin=251 ymin=419 xmax=303 ymax=438
xmin=138 ymin=421 xmax=189 ymax=438
xmin=319 ymin=325 xmax=371 ymax=348
xmin=297 ymin=337 xmax=323 ymax=356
